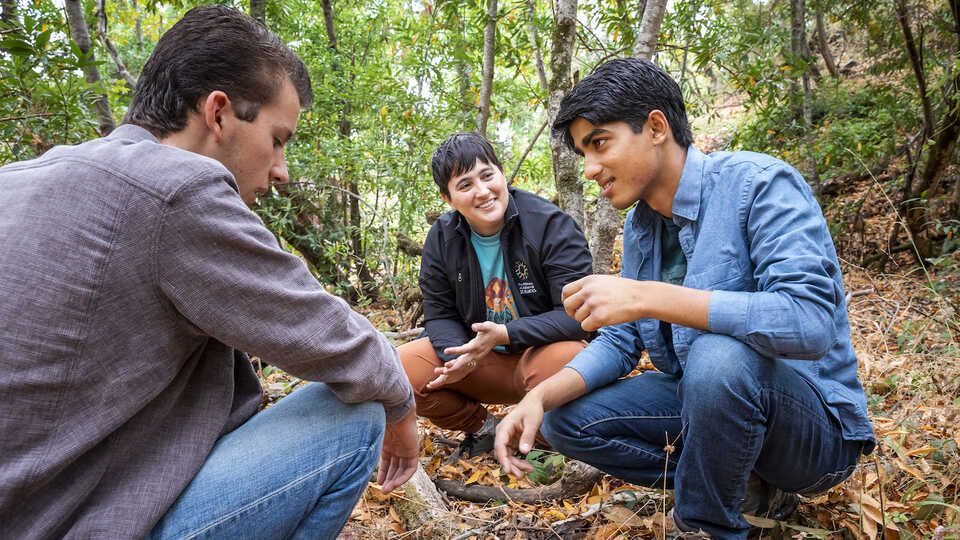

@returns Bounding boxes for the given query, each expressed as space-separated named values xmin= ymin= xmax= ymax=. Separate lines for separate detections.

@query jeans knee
xmin=682 ymin=334 xmax=761 ymax=403
xmin=541 ymin=407 xmax=580 ymax=453
xmin=295 ymin=384 xmax=386 ymax=450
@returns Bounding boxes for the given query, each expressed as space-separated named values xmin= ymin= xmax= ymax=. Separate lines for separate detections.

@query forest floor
xmin=258 ymin=175 xmax=959 ymax=539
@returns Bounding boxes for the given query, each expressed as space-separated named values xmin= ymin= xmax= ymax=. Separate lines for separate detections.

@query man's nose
xmin=270 ymin=153 xmax=289 ymax=185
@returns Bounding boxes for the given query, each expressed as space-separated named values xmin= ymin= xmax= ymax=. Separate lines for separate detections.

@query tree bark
xmin=477 ymin=0 xmax=497 ymax=136
xmin=250 ymin=0 xmax=266 ymax=24
xmin=548 ymin=0 xmax=584 ymax=230
xmin=96 ymin=0 xmax=137 ymax=91
xmin=132 ymin=0 xmax=142 ymax=51
xmin=792 ymin=0 xmax=821 ymax=195
xmin=64 ymin=0 xmax=115 ymax=136
xmin=814 ymin=5 xmax=838 ymax=78
xmin=633 ymin=0 xmax=666 ymax=59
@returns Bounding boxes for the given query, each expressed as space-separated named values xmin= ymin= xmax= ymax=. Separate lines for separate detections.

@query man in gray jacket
xmin=0 ymin=6 xmax=417 ymax=539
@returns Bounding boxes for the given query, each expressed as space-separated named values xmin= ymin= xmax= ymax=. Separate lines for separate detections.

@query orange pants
xmin=398 ymin=337 xmax=585 ymax=433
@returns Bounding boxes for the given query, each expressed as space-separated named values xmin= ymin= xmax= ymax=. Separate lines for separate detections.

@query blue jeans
xmin=542 ymin=334 xmax=864 ymax=540
xmin=150 ymin=383 xmax=385 ymax=540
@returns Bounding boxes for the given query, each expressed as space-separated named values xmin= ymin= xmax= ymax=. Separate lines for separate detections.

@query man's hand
xmin=493 ymin=395 xmax=543 ymax=478
xmin=426 ymin=322 xmax=507 ymax=390
xmin=562 ymin=275 xmax=646 ymax=331
xmin=378 ymin=408 xmax=419 ymax=493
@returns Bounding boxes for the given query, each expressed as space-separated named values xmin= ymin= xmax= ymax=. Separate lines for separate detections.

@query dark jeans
xmin=542 ymin=334 xmax=864 ymax=540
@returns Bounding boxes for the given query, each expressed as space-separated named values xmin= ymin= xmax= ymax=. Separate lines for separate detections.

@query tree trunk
xmin=792 ymin=0 xmax=821 ymax=196
xmin=64 ymin=0 xmax=115 ymax=136
xmin=456 ymin=8 xmax=474 ymax=128
xmin=895 ymin=0 xmax=938 ymax=260
xmin=814 ymin=5 xmax=838 ymax=78
xmin=250 ymin=0 xmax=266 ymax=24
xmin=132 ymin=0 xmax=142 ymax=51
xmin=321 ymin=0 xmax=375 ymax=299
xmin=476 ymin=0 xmax=497 ymax=136
xmin=548 ymin=0 xmax=584 ymax=230
xmin=633 ymin=0 xmax=666 ymax=59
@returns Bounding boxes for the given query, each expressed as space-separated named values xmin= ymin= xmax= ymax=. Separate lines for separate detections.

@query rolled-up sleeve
xmin=566 ymin=321 xmax=645 ymax=391
xmin=156 ymin=173 xmax=413 ymax=422
xmin=707 ymin=165 xmax=842 ymax=360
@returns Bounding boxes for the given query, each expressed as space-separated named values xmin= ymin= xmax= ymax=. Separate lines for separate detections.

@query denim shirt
xmin=567 ymin=146 xmax=875 ymax=446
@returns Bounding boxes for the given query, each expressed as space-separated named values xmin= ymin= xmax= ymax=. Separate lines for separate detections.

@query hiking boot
xmin=457 ymin=431 xmax=495 ymax=458
xmin=665 ymin=508 xmax=712 ymax=539
xmin=455 ymin=414 xmax=499 ymax=458
xmin=742 ymin=474 xmax=799 ymax=522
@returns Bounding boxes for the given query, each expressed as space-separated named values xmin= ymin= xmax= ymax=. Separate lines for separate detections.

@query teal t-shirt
xmin=470 ymin=230 xmax=518 ymax=326
xmin=659 ymin=215 xmax=687 ymax=358
xmin=659 ymin=215 xmax=687 ymax=286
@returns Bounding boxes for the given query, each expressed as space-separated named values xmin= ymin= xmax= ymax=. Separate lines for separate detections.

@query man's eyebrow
xmin=580 ymin=128 xmax=608 ymax=149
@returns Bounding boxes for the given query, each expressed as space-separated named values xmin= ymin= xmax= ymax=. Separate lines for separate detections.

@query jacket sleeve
xmin=707 ymin=163 xmax=843 ymax=360
xmin=419 ymin=222 xmax=471 ymax=362
xmin=504 ymin=210 xmax=593 ymax=348
xmin=156 ymin=172 xmax=413 ymax=422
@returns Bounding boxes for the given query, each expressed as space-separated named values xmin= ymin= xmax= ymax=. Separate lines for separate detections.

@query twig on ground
xmin=435 ymin=460 xmax=603 ymax=504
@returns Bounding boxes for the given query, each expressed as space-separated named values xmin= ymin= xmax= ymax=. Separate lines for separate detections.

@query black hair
xmin=430 ymin=132 xmax=503 ymax=197
xmin=124 ymin=5 xmax=313 ymax=137
xmin=553 ymin=58 xmax=692 ymax=151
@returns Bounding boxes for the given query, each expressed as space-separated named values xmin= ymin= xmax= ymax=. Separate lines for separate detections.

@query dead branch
xmin=435 ymin=459 xmax=603 ymax=504
xmin=383 ymin=328 xmax=423 ymax=341
xmin=96 ymin=0 xmax=137 ymax=91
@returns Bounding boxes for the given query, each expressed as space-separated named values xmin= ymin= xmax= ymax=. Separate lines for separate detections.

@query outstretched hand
xmin=378 ymin=408 xmax=419 ymax=493
xmin=493 ymin=396 xmax=543 ymax=478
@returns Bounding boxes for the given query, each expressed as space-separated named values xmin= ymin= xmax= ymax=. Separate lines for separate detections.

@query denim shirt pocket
xmin=684 ymin=258 xmax=748 ymax=290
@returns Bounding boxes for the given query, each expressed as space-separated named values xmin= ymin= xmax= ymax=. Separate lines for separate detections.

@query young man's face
xmin=216 ymin=78 xmax=300 ymax=205
xmin=569 ymin=118 xmax=661 ymax=210
xmin=441 ymin=158 xmax=509 ymax=236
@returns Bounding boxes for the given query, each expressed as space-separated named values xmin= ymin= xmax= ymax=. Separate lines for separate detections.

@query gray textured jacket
xmin=0 ymin=125 xmax=413 ymax=539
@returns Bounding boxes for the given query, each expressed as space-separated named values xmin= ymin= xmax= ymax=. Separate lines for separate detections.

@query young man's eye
xmin=594 ymin=139 xmax=606 ymax=149
xmin=273 ymin=138 xmax=283 ymax=148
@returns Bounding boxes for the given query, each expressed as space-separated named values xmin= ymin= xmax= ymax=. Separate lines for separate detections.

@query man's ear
xmin=646 ymin=110 xmax=671 ymax=145
xmin=440 ymin=192 xmax=452 ymax=206
xmin=199 ymin=91 xmax=231 ymax=142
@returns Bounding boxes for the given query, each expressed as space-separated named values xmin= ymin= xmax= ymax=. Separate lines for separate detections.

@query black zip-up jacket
xmin=420 ymin=187 xmax=593 ymax=362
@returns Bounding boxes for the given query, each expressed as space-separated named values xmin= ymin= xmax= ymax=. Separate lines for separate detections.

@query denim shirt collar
xmin=671 ymin=145 xmax=705 ymax=224
xmin=631 ymin=144 xmax=704 ymax=229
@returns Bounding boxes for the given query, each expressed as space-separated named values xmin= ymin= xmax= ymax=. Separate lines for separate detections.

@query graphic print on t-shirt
xmin=470 ymin=230 xmax=518 ymax=327
xmin=485 ymin=277 xmax=518 ymax=324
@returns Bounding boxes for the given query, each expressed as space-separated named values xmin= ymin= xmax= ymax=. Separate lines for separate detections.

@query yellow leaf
xmin=465 ymin=468 xmax=484 ymax=485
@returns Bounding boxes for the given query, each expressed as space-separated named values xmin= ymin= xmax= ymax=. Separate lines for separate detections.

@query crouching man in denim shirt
xmin=494 ymin=58 xmax=875 ymax=539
